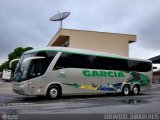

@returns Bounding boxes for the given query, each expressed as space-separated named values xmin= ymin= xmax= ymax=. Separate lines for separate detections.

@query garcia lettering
xmin=83 ymin=70 xmax=124 ymax=78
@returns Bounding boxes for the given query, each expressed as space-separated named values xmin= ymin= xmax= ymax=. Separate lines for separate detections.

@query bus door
xmin=28 ymin=58 xmax=45 ymax=95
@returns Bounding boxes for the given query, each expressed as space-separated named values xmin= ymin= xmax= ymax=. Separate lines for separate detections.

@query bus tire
xmin=47 ymin=85 xmax=61 ymax=100
xmin=122 ymin=85 xmax=130 ymax=96
xmin=132 ymin=85 xmax=140 ymax=95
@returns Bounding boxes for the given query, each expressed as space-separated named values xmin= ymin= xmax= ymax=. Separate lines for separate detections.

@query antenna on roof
xmin=50 ymin=11 xmax=70 ymax=28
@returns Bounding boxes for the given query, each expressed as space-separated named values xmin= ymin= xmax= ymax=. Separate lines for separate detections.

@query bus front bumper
xmin=12 ymin=84 xmax=28 ymax=95
xmin=13 ymin=87 xmax=25 ymax=95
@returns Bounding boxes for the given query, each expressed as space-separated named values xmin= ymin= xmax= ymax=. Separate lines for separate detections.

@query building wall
xmin=69 ymin=30 xmax=129 ymax=56
xmin=48 ymin=29 xmax=136 ymax=57
xmin=153 ymin=75 xmax=160 ymax=83
xmin=153 ymin=71 xmax=160 ymax=83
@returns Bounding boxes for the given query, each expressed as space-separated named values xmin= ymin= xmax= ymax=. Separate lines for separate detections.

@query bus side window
xmin=53 ymin=53 xmax=69 ymax=70
xmin=53 ymin=53 xmax=93 ymax=70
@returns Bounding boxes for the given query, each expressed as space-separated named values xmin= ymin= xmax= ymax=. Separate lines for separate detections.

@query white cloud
xmin=0 ymin=0 xmax=160 ymax=64
xmin=130 ymin=42 xmax=160 ymax=59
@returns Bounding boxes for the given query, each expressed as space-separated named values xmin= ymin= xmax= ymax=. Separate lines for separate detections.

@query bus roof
xmin=24 ymin=47 xmax=152 ymax=62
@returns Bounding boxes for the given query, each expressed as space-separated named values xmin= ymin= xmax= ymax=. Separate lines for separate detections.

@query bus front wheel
xmin=47 ymin=85 xmax=61 ymax=100
xmin=122 ymin=85 xmax=130 ymax=96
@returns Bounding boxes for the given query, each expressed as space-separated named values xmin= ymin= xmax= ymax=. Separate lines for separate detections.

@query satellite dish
xmin=50 ymin=12 xmax=70 ymax=28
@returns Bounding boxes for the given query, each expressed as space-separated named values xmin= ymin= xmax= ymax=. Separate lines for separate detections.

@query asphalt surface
xmin=0 ymin=78 xmax=160 ymax=120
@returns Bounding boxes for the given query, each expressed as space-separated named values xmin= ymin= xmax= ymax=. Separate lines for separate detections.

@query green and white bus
xmin=12 ymin=47 xmax=152 ymax=99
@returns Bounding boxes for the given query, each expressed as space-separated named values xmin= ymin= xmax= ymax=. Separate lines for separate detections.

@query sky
xmin=0 ymin=0 xmax=160 ymax=64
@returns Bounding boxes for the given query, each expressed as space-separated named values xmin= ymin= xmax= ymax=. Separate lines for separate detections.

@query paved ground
xmin=0 ymin=78 xmax=160 ymax=120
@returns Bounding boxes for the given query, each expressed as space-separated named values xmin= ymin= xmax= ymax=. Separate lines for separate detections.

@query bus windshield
xmin=13 ymin=51 xmax=57 ymax=82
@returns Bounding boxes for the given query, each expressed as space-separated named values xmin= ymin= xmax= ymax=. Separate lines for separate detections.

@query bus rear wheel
xmin=47 ymin=85 xmax=61 ymax=100
xmin=122 ymin=85 xmax=130 ymax=96
xmin=132 ymin=85 xmax=140 ymax=95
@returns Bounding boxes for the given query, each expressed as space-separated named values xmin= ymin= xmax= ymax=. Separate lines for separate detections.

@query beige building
xmin=48 ymin=28 xmax=136 ymax=57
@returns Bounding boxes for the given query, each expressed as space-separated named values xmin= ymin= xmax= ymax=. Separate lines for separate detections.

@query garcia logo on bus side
xmin=82 ymin=70 xmax=125 ymax=78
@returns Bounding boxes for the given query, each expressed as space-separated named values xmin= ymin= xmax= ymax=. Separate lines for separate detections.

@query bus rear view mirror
xmin=9 ymin=59 xmax=20 ymax=69
xmin=22 ymin=56 xmax=46 ymax=68
xmin=22 ymin=56 xmax=46 ymax=64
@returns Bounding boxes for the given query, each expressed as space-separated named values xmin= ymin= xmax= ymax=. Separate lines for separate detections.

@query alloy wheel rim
xmin=133 ymin=87 xmax=138 ymax=94
xmin=50 ymin=88 xmax=58 ymax=98
xmin=124 ymin=87 xmax=129 ymax=95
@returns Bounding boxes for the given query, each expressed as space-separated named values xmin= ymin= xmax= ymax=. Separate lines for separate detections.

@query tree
xmin=0 ymin=47 xmax=33 ymax=71
xmin=0 ymin=61 xmax=9 ymax=71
